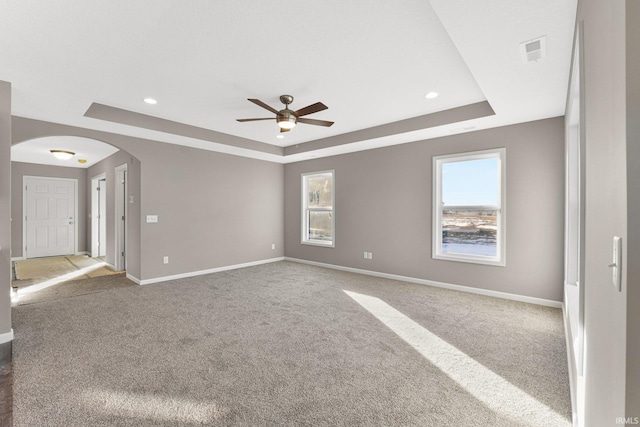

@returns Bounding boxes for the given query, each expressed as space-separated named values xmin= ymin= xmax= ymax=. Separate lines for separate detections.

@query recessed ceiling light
xmin=276 ymin=134 xmax=284 ymax=139
xmin=425 ymin=92 xmax=439 ymax=99
xmin=143 ymin=98 xmax=158 ymax=105
xmin=78 ymin=159 xmax=87 ymax=164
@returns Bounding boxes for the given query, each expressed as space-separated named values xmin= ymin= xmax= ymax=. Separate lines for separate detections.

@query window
xmin=433 ymin=148 xmax=505 ymax=266
xmin=302 ymin=170 xmax=335 ymax=247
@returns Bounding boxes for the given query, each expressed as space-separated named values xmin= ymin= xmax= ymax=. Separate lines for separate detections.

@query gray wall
xmin=138 ymin=142 xmax=283 ymax=280
xmin=284 ymin=117 xmax=565 ymax=302
xmin=11 ymin=116 xmax=284 ymax=282
xmin=86 ymin=150 xmax=141 ymax=275
xmin=0 ymin=81 xmax=11 ymax=340
xmin=576 ymin=0 xmax=636 ymax=424
xmin=10 ymin=162 xmax=88 ymax=258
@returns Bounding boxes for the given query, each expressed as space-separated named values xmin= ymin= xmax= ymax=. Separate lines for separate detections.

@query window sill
xmin=302 ymin=240 xmax=335 ymax=248
xmin=433 ymin=253 xmax=505 ymax=267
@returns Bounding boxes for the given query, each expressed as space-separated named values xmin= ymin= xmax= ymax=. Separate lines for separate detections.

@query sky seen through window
xmin=442 ymin=158 xmax=499 ymax=206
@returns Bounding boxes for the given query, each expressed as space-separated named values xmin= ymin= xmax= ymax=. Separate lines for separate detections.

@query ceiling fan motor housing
xmin=277 ymin=109 xmax=297 ymax=129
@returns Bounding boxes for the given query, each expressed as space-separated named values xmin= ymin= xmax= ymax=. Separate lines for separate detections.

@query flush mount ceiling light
xmin=50 ymin=149 xmax=75 ymax=160
xmin=425 ymin=92 xmax=439 ymax=99
xmin=143 ymin=97 xmax=158 ymax=105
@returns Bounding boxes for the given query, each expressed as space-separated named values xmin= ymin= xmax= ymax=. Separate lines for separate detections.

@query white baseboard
xmin=136 ymin=257 xmax=285 ymax=286
xmin=16 ymin=252 xmax=92 ymax=260
xmin=285 ymin=257 xmax=563 ymax=308
xmin=0 ymin=329 xmax=14 ymax=344
xmin=11 ymin=252 xmax=109 ymax=269
xmin=126 ymin=273 xmax=141 ymax=285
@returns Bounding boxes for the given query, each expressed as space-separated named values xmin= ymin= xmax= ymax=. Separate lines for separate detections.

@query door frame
xmin=564 ymin=21 xmax=585 ymax=426
xmin=90 ymin=173 xmax=107 ymax=258
xmin=22 ymin=175 xmax=79 ymax=259
xmin=115 ymin=164 xmax=127 ymax=271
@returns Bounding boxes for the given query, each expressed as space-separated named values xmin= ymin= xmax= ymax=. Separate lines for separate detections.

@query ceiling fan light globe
xmin=277 ymin=121 xmax=296 ymax=130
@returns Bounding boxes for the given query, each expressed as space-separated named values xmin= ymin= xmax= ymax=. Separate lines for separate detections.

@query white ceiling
xmin=1 ymin=0 xmax=577 ymax=165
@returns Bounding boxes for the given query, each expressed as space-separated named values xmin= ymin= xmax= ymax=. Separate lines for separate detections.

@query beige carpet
xmin=13 ymin=255 xmax=120 ymax=289
xmin=12 ymin=261 xmax=572 ymax=426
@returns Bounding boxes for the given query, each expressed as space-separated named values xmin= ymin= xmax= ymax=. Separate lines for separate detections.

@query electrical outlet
xmin=272 ymin=243 xmax=276 ymax=250
xmin=163 ymin=256 xmax=169 ymax=264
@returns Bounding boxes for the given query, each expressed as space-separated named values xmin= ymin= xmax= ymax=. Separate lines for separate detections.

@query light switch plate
xmin=146 ymin=215 xmax=158 ymax=223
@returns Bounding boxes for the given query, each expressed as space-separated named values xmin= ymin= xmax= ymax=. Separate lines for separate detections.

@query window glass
xmin=433 ymin=149 xmax=505 ymax=266
xmin=302 ymin=171 xmax=334 ymax=246
xmin=442 ymin=158 xmax=498 ymax=257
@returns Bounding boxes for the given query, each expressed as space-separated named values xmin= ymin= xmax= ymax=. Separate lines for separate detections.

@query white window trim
xmin=432 ymin=148 xmax=506 ymax=267
xmin=301 ymin=170 xmax=335 ymax=248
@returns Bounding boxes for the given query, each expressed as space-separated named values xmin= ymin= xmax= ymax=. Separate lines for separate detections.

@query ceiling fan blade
xmin=297 ymin=117 xmax=334 ymax=127
xmin=248 ymin=98 xmax=279 ymax=114
xmin=294 ymin=102 xmax=328 ymax=117
xmin=236 ymin=118 xmax=274 ymax=122
xmin=280 ymin=127 xmax=290 ymax=133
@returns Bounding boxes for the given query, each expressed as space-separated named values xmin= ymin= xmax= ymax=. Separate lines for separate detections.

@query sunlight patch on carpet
xmin=13 ymin=261 xmax=107 ymax=300
xmin=344 ymin=290 xmax=570 ymax=427
xmin=81 ymin=389 xmax=229 ymax=424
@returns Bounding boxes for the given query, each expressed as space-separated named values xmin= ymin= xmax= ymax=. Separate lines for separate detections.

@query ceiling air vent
xmin=520 ymin=36 xmax=546 ymax=63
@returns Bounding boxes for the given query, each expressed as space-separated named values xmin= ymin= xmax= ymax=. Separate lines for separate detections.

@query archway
xmin=11 ymin=135 xmax=141 ymax=277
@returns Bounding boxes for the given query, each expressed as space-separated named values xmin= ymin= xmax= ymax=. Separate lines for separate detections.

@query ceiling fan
xmin=237 ymin=95 xmax=334 ymax=132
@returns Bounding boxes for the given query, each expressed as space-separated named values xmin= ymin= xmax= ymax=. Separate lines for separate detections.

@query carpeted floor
xmin=11 ymin=261 xmax=571 ymax=426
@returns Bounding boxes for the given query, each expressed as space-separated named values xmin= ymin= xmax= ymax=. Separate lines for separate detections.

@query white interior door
xmin=91 ymin=174 xmax=106 ymax=258
xmin=24 ymin=177 xmax=77 ymax=258
xmin=98 ymin=178 xmax=107 ymax=257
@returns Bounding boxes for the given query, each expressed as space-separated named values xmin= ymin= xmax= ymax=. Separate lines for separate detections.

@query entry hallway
xmin=12 ymin=255 xmax=125 ymax=306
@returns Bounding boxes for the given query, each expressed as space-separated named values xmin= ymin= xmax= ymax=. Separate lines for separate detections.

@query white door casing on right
xmin=115 ymin=164 xmax=127 ymax=271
